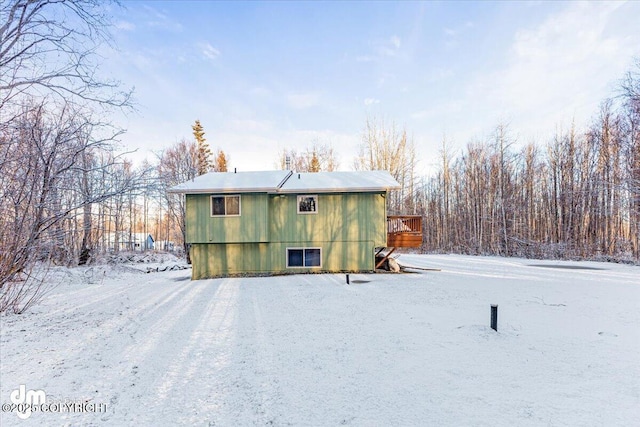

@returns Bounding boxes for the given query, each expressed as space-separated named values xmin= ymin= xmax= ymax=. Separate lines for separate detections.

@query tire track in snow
xmin=105 ymin=279 xmax=242 ymax=425
xmin=402 ymin=254 xmax=639 ymax=286
xmin=154 ymin=279 xmax=238 ymax=401
xmin=44 ymin=271 xmax=190 ymax=318
xmin=49 ymin=273 xmax=197 ymax=358
xmin=158 ymin=279 xmax=242 ymax=425
xmin=180 ymin=279 xmax=282 ymax=426
xmin=43 ymin=282 xmax=134 ymax=317
xmin=0 ymin=273 xmax=199 ymax=403
xmin=119 ymin=279 xmax=212 ymax=367
xmin=246 ymin=287 xmax=282 ymax=425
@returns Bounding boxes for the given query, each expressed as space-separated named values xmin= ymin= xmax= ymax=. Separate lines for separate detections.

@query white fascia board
xmin=168 ymin=187 xmax=279 ymax=194
xmin=274 ymin=186 xmax=398 ymax=194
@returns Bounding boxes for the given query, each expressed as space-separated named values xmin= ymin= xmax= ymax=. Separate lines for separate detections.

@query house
xmin=106 ymin=232 xmax=155 ymax=252
xmin=169 ymin=170 xmax=422 ymax=279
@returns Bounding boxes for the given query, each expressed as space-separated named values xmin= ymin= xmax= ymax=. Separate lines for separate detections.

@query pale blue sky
xmin=106 ymin=1 xmax=640 ymax=173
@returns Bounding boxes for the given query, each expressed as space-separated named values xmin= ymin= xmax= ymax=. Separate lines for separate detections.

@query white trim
xmin=277 ymin=187 xmax=395 ymax=194
xmin=173 ymin=186 xmax=397 ymax=194
xmin=286 ymin=247 xmax=322 ymax=268
xmin=297 ymin=194 xmax=318 ymax=214
xmin=210 ymin=194 xmax=241 ymax=217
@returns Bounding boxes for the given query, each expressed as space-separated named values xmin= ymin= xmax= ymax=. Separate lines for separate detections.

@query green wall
xmin=191 ymin=243 xmax=270 ymax=278
xmin=190 ymin=240 xmax=376 ymax=278
xmin=186 ymin=192 xmax=388 ymax=278
xmin=186 ymin=193 xmax=269 ymax=243
xmin=268 ymin=193 xmax=387 ymax=245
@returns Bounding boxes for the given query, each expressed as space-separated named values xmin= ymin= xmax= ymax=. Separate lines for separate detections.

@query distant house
xmin=106 ymin=232 xmax=154 ymax=252
xmin=169 ymin=170 xmax=421 ymax=279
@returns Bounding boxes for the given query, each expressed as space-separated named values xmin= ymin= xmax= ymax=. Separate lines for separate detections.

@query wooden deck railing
xmin=387 ymin=215 xmax=423 ymax=248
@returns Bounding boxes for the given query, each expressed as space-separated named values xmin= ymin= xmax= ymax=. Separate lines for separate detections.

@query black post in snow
xmin=346 ymin=274 xmax=350 ymax=284
xmin=491 ymin=304 xmax=498 ymax=331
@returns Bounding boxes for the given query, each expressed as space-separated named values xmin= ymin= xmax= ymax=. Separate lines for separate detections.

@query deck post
xmin=375 ymin=247 xmax=396 ymax=269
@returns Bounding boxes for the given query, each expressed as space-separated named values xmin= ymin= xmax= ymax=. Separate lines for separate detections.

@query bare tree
xmin=0 ymin=0 xmax=131 ymax=109
xmin=157 ymin=139 xmax=198 ymax=262
xmin=620 ymin=58 xmax=640 ymax=258
xmin=493 ymin=123 xmax=515 ymax=255
xmin=0 ymin=100 xmax=139 ymax=312
xmin=276 ymin=142 xmax=339 ymax=172
xmin=0 ymin=0 xmax=136 ymax=312
xmin=354 ymin=116 xmax=417 ymax=213
xmin=420 ymin=113 xmax=636 ymax=261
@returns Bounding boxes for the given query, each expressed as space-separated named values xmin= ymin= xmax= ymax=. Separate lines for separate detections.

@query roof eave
xmin=167 ymin=187 xmax=278 ymax=194
xmin=275 ymin=186 xmax=400 ymax=194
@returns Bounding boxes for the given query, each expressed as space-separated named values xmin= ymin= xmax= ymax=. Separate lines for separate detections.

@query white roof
xmin=168 ymin=170 xmax=291 ymax=194
xmin=168 ymin=170 xmax=400 ymax=194
xmin=279 ymin=171 xmax=400 ymax=193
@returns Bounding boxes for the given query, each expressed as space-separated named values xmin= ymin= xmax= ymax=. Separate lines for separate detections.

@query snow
xmin=278 ymin=171 xmax=400 ymax=193
xmin=168 ymin=170 xmax=400 ymax=194
xmin=1 ymin=254 xmax=638 ymax=426
xmin=168 ymin=170 xmax=291 ymax=194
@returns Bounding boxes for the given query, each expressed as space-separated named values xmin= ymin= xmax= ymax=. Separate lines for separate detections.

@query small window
xmin=304 ymin=248 xmax=321 ymax=267
xmin=286 ymin=248 xmax=322 ymax=268
xmin=211 ymin=195 xmax=241 ymax=216
xmin=288 ymin=249 xmax=303 ymax=267
xmin=297 ymin=195 xmax=318 ymax=214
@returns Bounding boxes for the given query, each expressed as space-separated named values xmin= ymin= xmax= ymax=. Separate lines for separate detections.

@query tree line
xmin=0 ymin=0 xmax=137 ymax=312
xmin=419 ymin=66 xmax=639 ymax=260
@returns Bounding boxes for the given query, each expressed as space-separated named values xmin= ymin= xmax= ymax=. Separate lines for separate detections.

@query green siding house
xmin=169 ymin=170 xmax=400 ymax=279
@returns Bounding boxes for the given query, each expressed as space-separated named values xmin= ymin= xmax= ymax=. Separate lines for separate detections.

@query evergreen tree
xmin=309 ymin=150 xmax=321 ymax=172
xmin=215 ymin=149 xmax=228 ymax=172
xmin=192 ymin=120 xmax=213 ymax=175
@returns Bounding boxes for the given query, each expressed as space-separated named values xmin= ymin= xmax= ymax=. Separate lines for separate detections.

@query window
xmin=287 ymin=248 xmax=322 ymax=268
xmin=297 ymin=195 xmax=318 ymax=214
xmin=210 ymin=195 xmax=241 ymax=216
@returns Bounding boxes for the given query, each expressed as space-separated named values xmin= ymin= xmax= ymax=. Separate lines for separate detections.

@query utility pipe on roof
xmin=276 ymin=170 xmax=293 ymax=190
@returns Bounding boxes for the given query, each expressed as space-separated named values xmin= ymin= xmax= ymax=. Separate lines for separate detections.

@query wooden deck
xmin=387 ymin=215 xmax=423 ymax=248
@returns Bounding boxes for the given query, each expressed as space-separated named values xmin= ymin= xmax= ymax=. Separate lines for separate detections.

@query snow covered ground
xmin=1 ymin=254 xmax=638 ymax=426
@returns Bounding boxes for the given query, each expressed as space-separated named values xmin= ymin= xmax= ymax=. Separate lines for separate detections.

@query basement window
xmin=211 ymin=195 xmax=241 ymax=216
xmin=297 ymin=195 xmax=318 ymax=214
xmin=287 ymin=248 xmax=322 ymax=268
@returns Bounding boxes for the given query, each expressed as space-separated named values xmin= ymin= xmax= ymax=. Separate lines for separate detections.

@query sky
xmin=104 ymin=1 xmax=640 ymax=174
